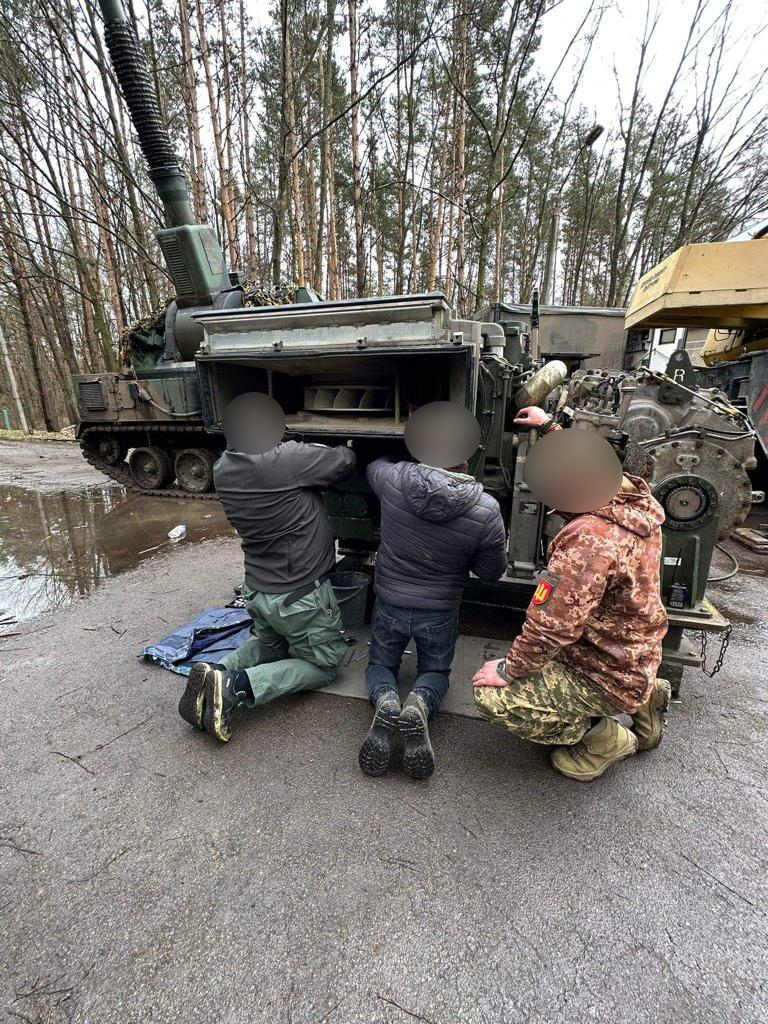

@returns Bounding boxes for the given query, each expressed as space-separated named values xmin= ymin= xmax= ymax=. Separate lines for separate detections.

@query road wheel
xmin=129 ymin=446 xmax=174 ymax=490
xmin=95 ymin=434 xmax=127 ymax=466
xmin=175 ymin=448 xmax=216 ymax=493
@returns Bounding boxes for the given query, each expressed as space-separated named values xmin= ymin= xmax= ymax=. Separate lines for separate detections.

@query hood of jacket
xmin=589 ymin=474 xmax=665 ymax=538
xmin=400 ymin=463 xmax=483 ymax=522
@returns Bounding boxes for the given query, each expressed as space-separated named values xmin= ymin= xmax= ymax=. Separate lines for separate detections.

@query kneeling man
xmin=472 ymin=413 xmax=669 ymax=781
xmin=179 ymin=393 xmax=355 ymax=743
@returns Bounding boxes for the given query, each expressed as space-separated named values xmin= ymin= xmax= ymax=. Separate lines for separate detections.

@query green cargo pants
xmin=220 ymin=579 xmax=347 ymax=708
xmin=473 ymin=661 xmax=622 ymax=746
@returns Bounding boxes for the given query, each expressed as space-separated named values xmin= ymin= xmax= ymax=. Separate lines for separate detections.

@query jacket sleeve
xmin=365 ymin=455 xmax=399 ymax=496
xmin=505 ymin=519 xmax=617 ymax=678
xmin=292 ymin=443 xmax=357 ymax=489
xmin=470 ymin=505 xmax=508 ymax=582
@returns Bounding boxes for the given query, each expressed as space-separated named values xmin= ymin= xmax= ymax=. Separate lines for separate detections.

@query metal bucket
xmin=329 ymin=571 xmax=371 ymax=628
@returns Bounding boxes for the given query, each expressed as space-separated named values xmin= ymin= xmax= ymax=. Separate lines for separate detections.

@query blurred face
xmin=524 ymin=428 xmax=622 ymax=514
xmin=404 ymin=401 xmax=481 ymax=468
xmin=221 ymin=392 xmax=286 ymax=455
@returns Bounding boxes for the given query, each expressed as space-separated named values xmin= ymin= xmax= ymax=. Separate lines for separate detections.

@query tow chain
xmin=698 ymin=623 xmax=733 ymax=678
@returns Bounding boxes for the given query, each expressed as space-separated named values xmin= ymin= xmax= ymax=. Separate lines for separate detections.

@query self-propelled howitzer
xmin=74 ymin=0 xmax=258 ymax=493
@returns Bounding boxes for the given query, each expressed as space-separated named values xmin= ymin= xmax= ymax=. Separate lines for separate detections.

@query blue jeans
xmin=365 ymin=597 xmax=460 ymax=713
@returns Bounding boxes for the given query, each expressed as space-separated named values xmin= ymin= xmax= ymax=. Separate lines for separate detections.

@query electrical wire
xmin=707 ymin=542 xmax=740 ymax=583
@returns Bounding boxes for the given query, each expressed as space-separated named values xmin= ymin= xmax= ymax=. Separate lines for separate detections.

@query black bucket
xmin=329 ymin=571 xmax=371 ymax=628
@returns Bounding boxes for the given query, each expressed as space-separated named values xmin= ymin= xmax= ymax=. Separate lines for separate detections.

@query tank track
xmin=80 ymin=424 xmax=220 ymax=500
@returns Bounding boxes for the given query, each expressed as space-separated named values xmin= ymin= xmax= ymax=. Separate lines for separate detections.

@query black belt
xmin=283 ymin=574 xmax=330 ymax=608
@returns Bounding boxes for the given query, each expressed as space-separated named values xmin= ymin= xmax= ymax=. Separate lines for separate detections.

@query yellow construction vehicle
xmin=625 ymin=228 xmax=768 ymax=463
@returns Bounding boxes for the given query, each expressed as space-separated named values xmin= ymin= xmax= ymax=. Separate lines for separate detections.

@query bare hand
xmin=513 ymin=406 xmax=549 ymax=428
xmin=472 ymin=658 xmax=507 ymax=688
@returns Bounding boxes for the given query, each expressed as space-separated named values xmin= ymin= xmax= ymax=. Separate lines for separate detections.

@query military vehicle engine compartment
xmin=196 ymin=348 xmax=475 ymax=444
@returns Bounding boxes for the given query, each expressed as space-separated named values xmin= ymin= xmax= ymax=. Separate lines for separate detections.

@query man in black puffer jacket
xmin=360 ymin=441 xmax=507 ymax=780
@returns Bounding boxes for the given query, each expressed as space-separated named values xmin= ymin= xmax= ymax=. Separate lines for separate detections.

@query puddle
xmin=0 ymin=484 xmax=234 ymax=624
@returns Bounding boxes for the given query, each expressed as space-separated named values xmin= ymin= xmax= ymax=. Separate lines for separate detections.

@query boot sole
xmin=636 ymin=679 xmax=672 ymax=752
xmin=552 ymin=733 xmax=639 ymax=782
xmin=178 ymin=663 xmax=208 ymax=730
xmin=399 ymin=707 xmax=435 ymax=780
xmin=202 ymin=669 xmax=230 ymax=743
xmin=359 ymin=702 xmax=401 ymax=778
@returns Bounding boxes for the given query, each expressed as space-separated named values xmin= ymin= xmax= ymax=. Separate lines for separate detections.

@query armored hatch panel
xmin=193 ymin=293 xmax=484 ymax=439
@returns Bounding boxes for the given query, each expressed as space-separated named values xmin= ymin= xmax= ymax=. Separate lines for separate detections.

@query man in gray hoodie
xmin=360 ymin=402 xmax=508 ymax=780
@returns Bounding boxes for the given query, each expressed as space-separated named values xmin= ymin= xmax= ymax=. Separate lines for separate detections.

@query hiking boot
xmin=399 ymin=692 xmax=435 ymax=780
xmin=632 ymin=677 xmax=672 ymax=751
xmin=178 ymin=662 xmax=217 ymax=730
xmin=202 ymin=667 xmax=250 ymax=743
xmin=550 ymin=717 xmax=638 ymax=782
xmin=359 ymin=692 xmax=401 ymax=777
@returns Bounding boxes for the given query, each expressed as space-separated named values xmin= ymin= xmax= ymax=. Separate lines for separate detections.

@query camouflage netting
xmin=119 ymin=282 xmax=305 ymax=370
xmin=241 ymin=281 xmax=301 ymax=307
xmin=119 ymin=303 xmax=168 ymax=370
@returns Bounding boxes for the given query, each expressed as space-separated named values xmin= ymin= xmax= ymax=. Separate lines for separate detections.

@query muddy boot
xmin=359 ymin=692 xmax=402 ymax=777
xmin=178 ymin=662 xmax=219 ymax=730
xmin=203 ymin=668 xmax=250 ymax=743
xmin=399 ymin=692 xmax=435 ymax=780
xmin=550 ymin=717 xmax=638 ymax=782
xmin=631 ymin=678 xmax=672 ymax=751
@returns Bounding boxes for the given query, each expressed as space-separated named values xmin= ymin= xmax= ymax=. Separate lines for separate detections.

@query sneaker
xmin=399 ymin=692 xmax=435 ymax=780
xmin=178 ymin=662 xmax=216 ymax=730
xmin=202 ymin=668 xmax=249 ymax=743
xmin=550 ymin=717 xmax=638 ymax=782
xmin=359 ymin=692 xmax=402 ymax=777
xmin=631 ymin=678 xmax=672 ymax=751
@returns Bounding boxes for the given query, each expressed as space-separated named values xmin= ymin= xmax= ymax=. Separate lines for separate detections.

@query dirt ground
xmin=0 ymin=442 xmax=766 ymax=1023
xmin=0 ymin=439 xmax=105 ymax=492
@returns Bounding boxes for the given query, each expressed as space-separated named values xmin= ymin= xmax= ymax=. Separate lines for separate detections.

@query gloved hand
xmin=472 ymin=658 xmax=509 ymax=688
xmin=513 ymin=406 xmax=551 ymax=428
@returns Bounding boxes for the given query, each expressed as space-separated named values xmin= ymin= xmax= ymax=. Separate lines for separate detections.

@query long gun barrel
xmin=97 ymin=0 xmax=228 ymax=307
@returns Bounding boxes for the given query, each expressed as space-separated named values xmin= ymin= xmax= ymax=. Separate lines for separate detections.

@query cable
xmin=707 ymin=542 xmax=739 ymax=583
xmin=145 ymin=398 xmax=202 ymax=417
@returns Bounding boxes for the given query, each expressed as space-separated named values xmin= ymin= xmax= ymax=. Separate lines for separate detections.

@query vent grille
xmin=78 ymin=380 xmax=106 ymax=411
xmin=158 ymin=237 xmax=195 ymax=294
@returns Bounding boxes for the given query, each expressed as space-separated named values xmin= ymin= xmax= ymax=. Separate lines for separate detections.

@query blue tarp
xmin=141 ymin=608 xmax=252 ymax=676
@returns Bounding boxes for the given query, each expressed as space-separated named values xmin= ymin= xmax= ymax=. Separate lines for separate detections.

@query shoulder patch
xmin=532 ymin=571 xmax=559 ymax=606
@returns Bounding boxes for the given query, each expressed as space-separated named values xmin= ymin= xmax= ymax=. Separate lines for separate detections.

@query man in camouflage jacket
xmin=472 ymin=408 xmax=670 ymax=782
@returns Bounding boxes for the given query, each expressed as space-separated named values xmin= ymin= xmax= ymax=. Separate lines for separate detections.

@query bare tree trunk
xmin=348 ymin=0 xmax=365 ymax=295
xmin=238 ymin=0 xmax=257 ymax=277
xmin=284 ymin=17 xmax=306 ymax=285
xmin=194 ymin=0 xmax=238 ymax=267
xmin=0 ymin=319 xmax=30 ymax=433
xmin=180 ymin=0 xmax=208 ymax=223
xmin=454 ymin=0 xmax=468 ymax=313
xmin=426 ymin=95 xmax=450 ymax=292
xmin=0 ymin=184 xmax=57 ymax=430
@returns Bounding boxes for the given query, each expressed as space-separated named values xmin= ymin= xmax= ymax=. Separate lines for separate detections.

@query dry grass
xmin=0 ymin=425 xmax=76 ymax=443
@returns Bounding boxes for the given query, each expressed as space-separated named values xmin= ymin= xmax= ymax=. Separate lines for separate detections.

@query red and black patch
xmin=532 ymin=572 xmax=559 ymax=606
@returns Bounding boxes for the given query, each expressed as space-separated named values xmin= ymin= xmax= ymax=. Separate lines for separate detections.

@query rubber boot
xmin=203 ymin=668 xmax=249 ymax=743
xmin=399 ymin=692 xmax=435 ymax=780
xmin=178 ymin=662 xmax=219 ymax=730
xmin=550 ymin=717 xmax=638 ymax=782
xmin=359 ymin=692 xmax=401 ymax=777
xmin=631 ymin=678 xmax=672 ymax=751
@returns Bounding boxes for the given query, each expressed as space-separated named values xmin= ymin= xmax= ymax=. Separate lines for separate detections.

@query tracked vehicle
xmin=74 ymin=0 xmax=760 ymax=691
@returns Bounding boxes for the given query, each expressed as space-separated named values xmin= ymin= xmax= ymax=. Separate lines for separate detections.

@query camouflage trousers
xmin=474 ymin=661 xmax=622 ymax=746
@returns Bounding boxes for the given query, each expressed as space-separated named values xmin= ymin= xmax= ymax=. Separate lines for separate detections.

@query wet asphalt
xmin=0 ymin=442 xmax=766 ymax=1023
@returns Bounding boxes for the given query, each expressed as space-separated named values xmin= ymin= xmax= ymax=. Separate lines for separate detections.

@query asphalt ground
xmin=0 ymin=443 xmax=766 ymax=1023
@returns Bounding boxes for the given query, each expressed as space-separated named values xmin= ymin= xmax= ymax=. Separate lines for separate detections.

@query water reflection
xmin=0 ymin=485 xmax=233 ymax=623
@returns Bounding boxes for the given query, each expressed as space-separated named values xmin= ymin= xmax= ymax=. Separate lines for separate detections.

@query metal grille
xmin=78 ymin=380 xmax=106 ymax=411
xmin=158 ymin=237 xmax=194 ymax=294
